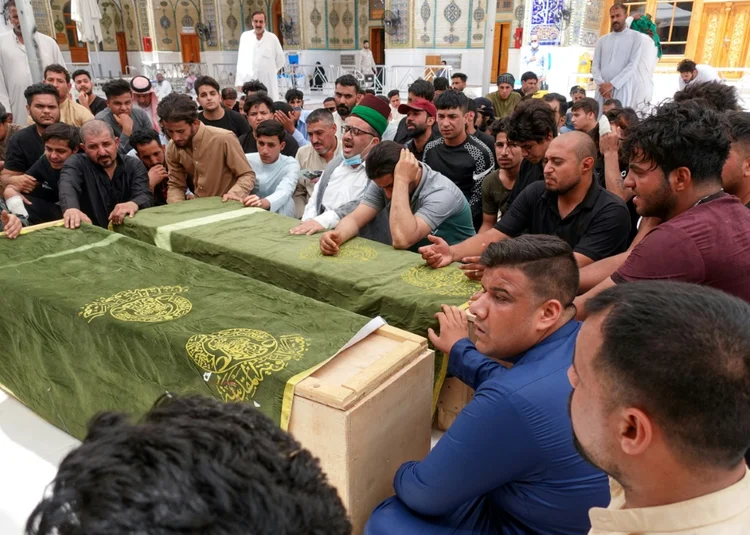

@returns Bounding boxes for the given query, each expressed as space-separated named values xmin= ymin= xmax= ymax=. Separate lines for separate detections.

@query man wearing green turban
xmin=627 ymin=13 xmax=661 ymax=113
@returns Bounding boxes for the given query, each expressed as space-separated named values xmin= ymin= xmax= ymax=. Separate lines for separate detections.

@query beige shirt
xmin=28 ymin=98 xmax=94 ymax=127
xmin=589 ymin=470 xmax=750 ymax=534
xmin=295 ymin=138 xmax=338 ymax=172
xmin=166 ymin=123 xmax=255 ymax=203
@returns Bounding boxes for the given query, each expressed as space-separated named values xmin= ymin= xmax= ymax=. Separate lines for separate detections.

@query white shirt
xmin=333 ymin=111 xmax=345 ymax=141
xmin=155 ymin=79 xmax=173 ymax=101
xmin=630 ymin=32 xmax=658 ymax=114
xmin=235 ymin=30 xmax=285 ymax=100
xmin=592 ymin=29 xmax=643 ymax=108
xmin=0 ymin=32 xmax=66 ymax=123
xmin=246 ymin=152 xmax=300 ymax=217
xmin=678 ymin=64 xmax=722 ymax=91
xmin=302 ymin=162 xmax=369 ymax=229
xmin=358 ymin=48 xmax=376 ymax=73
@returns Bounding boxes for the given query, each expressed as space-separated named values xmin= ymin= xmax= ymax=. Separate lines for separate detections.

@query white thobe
xmin=592 ymin=29 xmax=643 ymax=110
xmin=246 ymin=152 xmax=300 ymax=217
xmin=522 ymin=45 xmax=546 ymax=79
xmin=235 ymin=30 xmax=285 ymax=100
xmin=0 ymin=32 xmax=65 ymax=123
xmin=358 ymin=49 xmax=376 ymax=73
xmin=678 ymin=64 xmax=721 ymax=91
xmin=302 ymin=162 xmax=369 ymax=229
xmin=155 ymin=80 xmax=173 ymax=101
xmin=630 ymin=33 xmax=658 ymax=115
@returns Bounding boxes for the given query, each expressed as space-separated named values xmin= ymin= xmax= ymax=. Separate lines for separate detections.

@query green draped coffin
xmin=0 ymin=224 xmax=374 ymax=438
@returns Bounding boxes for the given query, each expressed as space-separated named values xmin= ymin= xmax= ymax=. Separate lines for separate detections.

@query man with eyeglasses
xmin=291 ymin=95 xmax=389 ymax=236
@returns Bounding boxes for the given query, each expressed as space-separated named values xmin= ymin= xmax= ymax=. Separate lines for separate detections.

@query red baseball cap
xmin=398 ymin=98 xmax=437 ymax=118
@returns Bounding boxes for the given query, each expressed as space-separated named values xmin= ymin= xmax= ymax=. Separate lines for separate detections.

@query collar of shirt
xmin=506 ymin=319 xmax=580 ymax=366
xmin=590 ymin=470 xmax=750 ymax=533
xmin=542 ymin=177 xmax=600 ymax=218
xmin=186 ymin=122 xmax=207 ymax=155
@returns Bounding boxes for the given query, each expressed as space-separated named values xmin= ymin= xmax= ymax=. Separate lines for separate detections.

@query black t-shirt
xmin=423 ymin=134 xmax=495 ymax=230
xmin=24 ymin=155 xmax=63 ymax=224
xmin=495 ymin=179 xmax=632 ymax=262
xmin=473 ymin=129 xmax=498 ymax=168
xmin=78 ymin=95 xmax=108 ymax=116
xmin=199 ymin=109 xmax=250 ymax=137
xmin=394 ymin=116 xmax=440 ymax=145
xmin=405 ymin=132 xmax=436 ymax=161
xmin=238 ymin=131 xmax=299 ymax=158
xmin=507 ymin=159 xmax=544 ymax=207
xmin=4 ymin=124 xmax=44 ymax=173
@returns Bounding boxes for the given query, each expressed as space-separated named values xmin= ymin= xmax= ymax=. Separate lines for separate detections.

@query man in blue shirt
xmin=365 ymin=234 xmax=609 ymax=534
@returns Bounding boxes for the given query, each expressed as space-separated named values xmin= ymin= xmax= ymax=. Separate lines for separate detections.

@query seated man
xmin=158 ymin=93 xmax=255 ymax=203
xmin=485 ymin=73 xmax=521 ymax=119
xmin=294 ymin=109 xmax=339 ymax=217
xmin=273 ymin=100 xmax=307 ymax=151
xmin=291 ymin=94 xmax=390 ymax=235
xmin=542 ymin=92 xmax=571 ymax=134
xmin=420 ymin=131 xmax=631 ymax=278
xmin=26 ymin=395 xmax=352 ymax=535
xmin=479 ymin=118 xmax=523 ymax=233
xmin=131 ymin=76 xmax=162 ymax=134
xmin=39 ymin=64 xmax=94 ymax=127
xmin=400 ymin=98 xmax=436 ymax=161
xmin=570 ymin=281 xmax=750 ymax=533
xmin=238 ymin=92 xmax=299 ymax=157
xmin=196 ymin=75 xmax=250 ymax=137
xmin=366 ymin=235 xmax=609 ymax=535
xmin=4 ymin=122 xmax=79 ymax=224
xmin=233 ymin=120 xmax=299 ymax=217
xmin=73 ymin=69 xmax=108 ymax=116
xmin=221 ymin=86 xmax=240 ymax=112
xmin=576 ymin=102 xmax=750 ymax=314
xmin=0 ymin=102 xmax=22 ymax=172
xmin=601 ymin=97 xmax=622 ymax=114
xmin=129 ymin=129 xmax=171 ymax=206
xmin=0 ymin=198 xmax=25 ymax=238
xmin=285 ymin=88 xmax=310 ymax=140
xmin=570 ymin=97 xmax=599 ymax=133
xmin=95 ymin=79 xmax=154 ymax=153
xmin=319 ymin=142 xmax=474 ymax=253
xmin=723 ymin=111 xmax=750 ymax=207
xmin=59 ymin=120 xmax=153 ymax=229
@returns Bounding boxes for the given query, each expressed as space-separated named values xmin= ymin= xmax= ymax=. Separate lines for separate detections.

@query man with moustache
xmin=59 ymin=120 xmax=152 ymax=229
xmin=366 ymin=235 xmax=609 ymax=535
xmin=95 ymin=79 xmax=153 ymax=154
xmin=40 ymin=64 xmax=93 ymax=127
xmin=293 ymin=109 xmax=339 ymax=217
xmin=130 ymin=76 xmax=163 ymax=134
xmin=393 ymin=79 xmax=436 ymax=145
xmin=478 ymin=118 xmax=523 ymax=233
xmin=73 ymin=70 xmax=108 ymax=116
xmin=234 ymin=10 xmax=285 ymax=100
xmin=569 ymin=281 xmax=750 ymax=534
xmin=400 ymin=98 xmax=436 ymax=161
xmin=331 ymin=74 xmax=362 ymax=140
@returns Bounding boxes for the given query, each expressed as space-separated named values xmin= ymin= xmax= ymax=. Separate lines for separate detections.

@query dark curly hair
xmin=622 ymin=101 xmax=729 ymax=185
xmin=242 ymin=79 xmax=268 ymax=95
xmin=673 ymin=81 xmax=740 ymax=112
xmin=157 ymin=92 xmax=199 ymax=124
xmin=26 ymin=395 xmax=351 ymax=535
xmin=507 ymin=99 xmax=557 ymax=143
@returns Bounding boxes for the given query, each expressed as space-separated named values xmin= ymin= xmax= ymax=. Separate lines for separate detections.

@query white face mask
xmin=342 ymin=137 xmax=375 ymax=167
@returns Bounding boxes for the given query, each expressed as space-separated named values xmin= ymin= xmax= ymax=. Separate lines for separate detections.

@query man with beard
xmin=420 ymin=131 xmax=631 ymax=279
xmin=393 ymin=79 xmax=436 ymax=145
xmin=37 ymin=64 xmax=93 ymax=127
xmin=575 ymin=102 xmax=750 ymax=315
xmin=95 ymin=79 xmax=153 ymax=154
xmin=478 ymin=118 xmax=523 ymax=233
xmin=293 ymin=109 xmax=338 ymax=217
xmin=366 ymin=235 xmax=609 ymax=535
xmin=399 ymin=98 xmax=436 ymax=161
xmin=130 ymin=76 xmax=162 ymax=134
xmin=0 ymin=0 xmax=66 ymax=123
xmin=154 ymin=72 xmax=173 ymax=101
xmin=542 ymin=92 xmax=571 ymax=134
xmin=331 ymin=74 xmax=362 ymax=141
xmin=723 ymin=112 xmax=750 ymax=207
xmin=72 ymin=69 xmax=108 ymax=116
xmin=234 ymin=11 xmax=285 ymax=100
xmin=159 ymin=93 xmax=254 ymax=203
xmin=238 ymin=92 xmax=299 ymax=157
xmin=196 ymin=76 xmax=249 ymax=137
xmin=677 ymin=59 xmax=720 ymax=91
xmin=129 ymin=128 xmax=177 ymax=206
xmin=569 ymin=281 xmax=750 ymax=534
xmin=473 ymin=97 xmax=495 ymax=133
xmin=59 ymin=120 xmax=152 ymax=229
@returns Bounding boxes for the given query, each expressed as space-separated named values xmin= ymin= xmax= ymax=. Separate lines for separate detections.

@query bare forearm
xmin=0 ymin=170 xmax=21 ymax=188
xmin=603 ymin=152 xmax=630 ymax=202
xmin=333 ymin=215 xmax=361 ymax=245
xmin=578 ymin=252 xmax=629 ymax=293
xmin=390 ymin=181 xmax=422 ymax=249
xmin=449 ymin=228 xmax=504 ymax=262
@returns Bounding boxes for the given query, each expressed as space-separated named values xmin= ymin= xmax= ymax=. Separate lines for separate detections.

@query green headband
xmin=350 ymin=105 xmax=388 ymax=137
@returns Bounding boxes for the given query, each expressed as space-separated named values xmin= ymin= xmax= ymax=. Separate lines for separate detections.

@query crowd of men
xmin=2 ymin=2 xmax=750 ymax=534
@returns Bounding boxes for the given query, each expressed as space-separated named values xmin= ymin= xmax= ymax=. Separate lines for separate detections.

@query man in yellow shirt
xmin=38 ymin=64 xmax=94 ymax=127
xmin=569 ymin=281 xmax=750 ymax=534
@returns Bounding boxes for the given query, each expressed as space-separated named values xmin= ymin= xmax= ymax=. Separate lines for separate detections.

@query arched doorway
xmin=63 ymin=2 xmax=89 ymax=63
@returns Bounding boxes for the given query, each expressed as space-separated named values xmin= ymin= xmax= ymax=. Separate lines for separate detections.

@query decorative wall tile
xmin=435 ymin=0 xmax=468 ymax=47
xmin=418 ymin=0 xmax=434 ymax=47
xmin=385 ymin=0 xmax=408 ymax=47
xmin=529 ymin=0 xmax=564 ymax=45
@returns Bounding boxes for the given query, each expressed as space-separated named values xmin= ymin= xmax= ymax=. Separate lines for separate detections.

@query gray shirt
xmin=95 ymin=107 xmax=154 ymax=153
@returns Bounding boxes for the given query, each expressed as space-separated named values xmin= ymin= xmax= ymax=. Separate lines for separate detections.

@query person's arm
xmin=78 ymin=104 xmax=94 ymax=125
xmin=478 ymin=213 xmax=497 ymax=234
xmin=224 ymin=136 xmax=256 ymax=198
xmin=610 ymin=34 xmax=644 ymax=89
xmin=449 ymin=228 xmax=505 ymax=262
xmin=263 ymin=158 xmax=300 ymax=212
xmin=166 ymin=145 xmax=188 ymax=203
xmin=600 ymin=132 xmax=632 ymax=202
xmin=274 ymin=35 xmax=285 ymax=72
xmin=575 ymin=276 xmax=617 ymax=319
xmin=234 ymin=112 xmax=251 ymax=137
xmin=126 ymin=159 xmax=154 ymax=209
xmin=0 ymin=58 xmax=10 ymax=116
xmin=301 ymin=177 xmax=322 ymax=221
xmin=58 ymin=159 xmax=83 ymax=212
xmin=572 ymin=202 xmax=631 ymax=266
xmin=389 ymin=153 xmax=433 ymax=249
xmin=319 ymin=203 xmax=379 ymax=255
xmin=291 ymin=128 xmax=309 ymax=147
xmin=234 ymin=34 xmax=249 ymax=87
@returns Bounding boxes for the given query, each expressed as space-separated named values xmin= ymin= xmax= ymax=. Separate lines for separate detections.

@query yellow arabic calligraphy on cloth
xmin=299 ymin=241 xmax=379 ymax=264
xmin=401 ymin=265 xmax=481 ymax=296
xmin=79 ymin=286 xmax=192 ymax=323
xmin=186 ymin=328 xmax=310 ymax=402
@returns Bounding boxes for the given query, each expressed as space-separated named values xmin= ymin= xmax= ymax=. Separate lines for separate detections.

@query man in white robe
xmin=234 ymin=11 xmax=285 ymax=100
xmin=0 ymin=0 xmax=65 ymax=123
xmin=677 ymin=60 xmax=721 ymax=91
xmin=591 ymin=3 xmax=643 ymax=110
xmin=627 ymin=15 xmax=659 ymax=115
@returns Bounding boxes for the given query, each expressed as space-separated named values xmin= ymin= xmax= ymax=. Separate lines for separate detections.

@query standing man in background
xmin=357 ymin=40 xmax=376 ymax=75
xmin=628 ymin=14 xmax=660 ymax=114
xmin=592 ymin=3 xmax=643 ymax=109
xmin=154 ymin=72 xmax=173 ymax=101
xmin=235 ymin=11 xmax=285 ymax=100
xmin=0 ymin=0 xmax=66 ymax=123
xmin=522 ymin=34 xmax=546 ymax=88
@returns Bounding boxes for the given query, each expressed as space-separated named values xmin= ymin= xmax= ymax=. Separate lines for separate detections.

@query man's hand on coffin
xmin=108 ymin=201 xmax=139 ymax=225
xmin=242 ymin=195 xmax=270 ymax=210
xmin=428 ymin=304 xmax=470 ymax=354
xmin=63 ymin=208 xmax=91 ymax=229
xmin=418 ymin=234 xmax=454 ymax=268
xmin=1 ymin=210 xmax=22 ymax=239
xmin=290 ymin=219 xmax=325 ymax=236
xmin=459 ymin=255 xmax=485 ymax=281
xmin=319 ymin=230 xmax=342 ymax=255
xmin=222 ymin=192 xmax=243 ymax=203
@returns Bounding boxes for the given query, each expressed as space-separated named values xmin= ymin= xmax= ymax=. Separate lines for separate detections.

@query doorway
xmin=63 ymin=2 xmax=89 ymax=63
xmin=370 ymin=28 xmax=385 ymax=65
xmin=695 ymin=1 xmax=750 ymax=79
xmin=180 ymin=33 xmax=201 ymax=63
xmin=116 ymin=32 xmax=129 ymax=76
xmin=273 ymin=0 xmax=283 ymax=46
xmin=491 ymin=22 xmax=511 ymax=82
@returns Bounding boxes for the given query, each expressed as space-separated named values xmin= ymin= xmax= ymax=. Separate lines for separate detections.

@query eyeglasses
xmin=342 ymin=125 xmax=375 ymax=137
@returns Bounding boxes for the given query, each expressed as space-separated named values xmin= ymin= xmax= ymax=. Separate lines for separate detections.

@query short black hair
xmin=542 ymin=92 xmax=568 ymax=115
xmin=673 ymin=81 xmax=740 ymax=112
xmin=585 ymin=281 xmax=750 ymax=469
xmin=507 ymin=99 xmax=557 ymax=142
xmin=466 ymin=98 xmax=477 ymax=114
xmin=306 ymin=108 xmax=334 ymax=125
xmin=323 ymin=97 xmax=336 ymax=105
xmin=24 ymin=83 xmax=59 ymax=105
xmin=157 ymin=92 xmax=199 ymax=124
xmin=433 ymin=77 xmax=449 ymax=92
xmin=71 ymin=68 xmax=91 ymax=82
xmin=387 ymin=89 xmax=400 ymax=99
xmin=221 ymin=87 xmax=237 ymax=100
xmin=677 ymin=59 xmax=697 ymax=73
xmin=129 ymin=129 xmax=161 ymax=152
xmin=42 ymin=122 xmax=80 ymax=150
xmin=102 ymin=79 xmax=132 ymax=99
xmin=194 ymin=75 xmax=220 ymax=93
xmin=622 ymin=101 xmax=729 ymax=186
xmin=480 ymin=235 xmax=579 ymax=306
xmin=43 ymin=63 xmax=70 ymax=84
xmin=615 ymin=107 xmax=639 ymax=129
xmin=26 ymin=395 xmax=351 ymax=535
xmin=0 ymin=102 xmax=9 ymax=122
xmin=255 ymin=119 xmax=286 ymax=143
xmin=408 ymin=79 xmax=435 ymax=102
xmin=521 ymin=71 xmax=538 ymax=82
xmin=363 ymin=39 xmax=369 ymax=44
xmin=489 ymin=117 xmax=511 ymax=137
xmin=244 ymin=91 xmax=274 ymax=114
xmin=242 ymin=80 xmax=268 ymax=94
xmin=726 ymin=111 xmax=750 ymax=145
xmin=274 ymin=101 xmax=294 ymax=117
xmin=451 ymin=72 xmax=467 ymax=82
xmin=434 ymin=89 xmax=469 ymax=112
xmin=571 ymin=97 xmax=599 ymax=116
xmin=364 ymin=88 xmax=376 ymax=96
xmin=285 ymin=88 xmax=304 ymax=103
xmin=610 ymin=2 xmax=627 ymax=11
xmin=570 ymin=86 xmax=586 ymax=97
xmin=603 ymin=98 xmax=622 ymax=109
xmin=365 ymin=140 xmax=402 ymax=180
xmin=335 ymin=74 xmax=361 ymax=94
